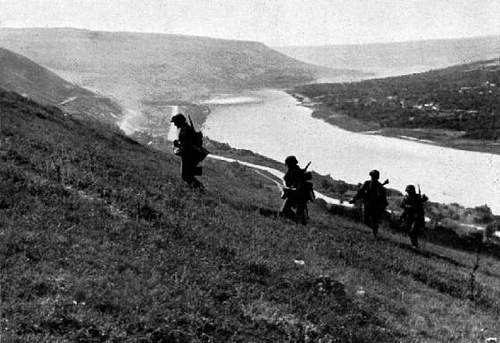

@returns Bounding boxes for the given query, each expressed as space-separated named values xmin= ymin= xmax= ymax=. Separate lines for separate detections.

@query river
xmin=201 ymin=89 xmax=500 ymax=213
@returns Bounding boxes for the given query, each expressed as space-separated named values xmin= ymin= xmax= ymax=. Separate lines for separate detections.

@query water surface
xmin=203 ymin=89 xmax=500 ymax=213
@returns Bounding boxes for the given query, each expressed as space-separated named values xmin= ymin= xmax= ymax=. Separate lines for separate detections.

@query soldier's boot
xmin=411 ymin=238 xmax=419 ymax=248
xmin=194 ymin=166 xmax=202 ymax=176
xmin=410 ymin=231 xmax=419 ymax=248
xmin=363 ymin=211 xmax=376 ymax=237
xmin=280 ymin=212 xmax=296 ymax=223
xmin=189 ymin=178 xmax=204 ymax=191
xmin=370 ymin=215 xmax=379 ymax=238
xmin=280 ymin=200 xmax=296 ymax=221
xmin=296 ymin=215 xmax=307 ymax=225
xmin=296 ymin=203 xmax=307 ymax=225
xmin=408 ymin=223 xmax=419 ymax=248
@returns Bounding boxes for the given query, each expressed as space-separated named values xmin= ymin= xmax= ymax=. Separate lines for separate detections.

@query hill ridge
xmin=2 ymin=26 xmax=292 ymax=46
xmin=277 ymin=34 xmax=500 ymax=49
xmin=0 ymin=46 xmax=123 ymax=123
xmin=0 ymin=27 xmax=364 ymax=103
xmin=276 ymin=35 xmax=500 ymax=77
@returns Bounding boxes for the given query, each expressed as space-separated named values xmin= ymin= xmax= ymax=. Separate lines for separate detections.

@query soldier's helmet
xmin=171 ymin=113 xmax=187 ymax=124
xmin=285 ymin=155 xmax=298 ymax=166
xmin=369 ymin=169 xmax=380 ymax=179
xmin=405 ymin=185 xmax=416 ymax=194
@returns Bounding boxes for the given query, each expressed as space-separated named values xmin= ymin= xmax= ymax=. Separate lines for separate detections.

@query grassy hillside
xmin=1 ymin=88 xmax=500 ymax=342
xmin=0 ymin=47 xmax=122 ymax=124
xmin=277 ymin=35 xmax=500 ymax=77
xmin=0 ymin=28 xmax=362 ymax=104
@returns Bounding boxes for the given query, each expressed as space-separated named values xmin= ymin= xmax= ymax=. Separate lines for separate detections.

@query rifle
xmin=418 ymin=184 xmax=428 ymax=202
xmin=302 ymin=161 xmax=312 ymax=182
xmin=186 ymin=114 xmax=206 ymax=152
xmin=349 ymin=178 xmax=389 ymax=204
xmin=303 ymin=161 xmax=311 ymax=172
xmin=188 ymin=114 xmax=195 ymax=129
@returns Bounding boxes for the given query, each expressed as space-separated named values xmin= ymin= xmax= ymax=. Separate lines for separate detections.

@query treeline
xmin=295 ymin=59 xmax=500 ymax=139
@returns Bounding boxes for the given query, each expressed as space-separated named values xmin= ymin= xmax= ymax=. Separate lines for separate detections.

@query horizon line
xmin=1 ymin=25 xmax=500 ymax=48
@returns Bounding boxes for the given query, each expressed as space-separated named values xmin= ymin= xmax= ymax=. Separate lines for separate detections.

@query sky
xmin=1 ymin=0 xmax=500 ymax=46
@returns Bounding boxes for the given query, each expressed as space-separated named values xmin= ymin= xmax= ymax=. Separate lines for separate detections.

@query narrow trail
xmin=59 ymin=96 xmax=78 ymax=105
xmin=208 ymin=154 xmax=354 ymax=208
xmin=206 ymin=153 xmax=500 ymax=279
xmin=207 ymin=153 xmax=500 ymax=239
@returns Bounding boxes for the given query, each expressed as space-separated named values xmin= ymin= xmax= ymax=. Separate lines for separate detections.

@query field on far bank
xmin=292 ymin=96 xmax=500 ymax=156
xmin=291 ymin=58 xmax=500 ymax=155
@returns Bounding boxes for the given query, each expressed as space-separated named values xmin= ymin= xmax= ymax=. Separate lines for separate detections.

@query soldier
xmin=401 ymin=185 xmax=428 ymax=248
xmin=171 ymin=113 xmax=204 ymax=189
xmin=280 ymin=156 xmax=314 ymax=225
xmin=350 ymin=170 xmax=388 ymax=237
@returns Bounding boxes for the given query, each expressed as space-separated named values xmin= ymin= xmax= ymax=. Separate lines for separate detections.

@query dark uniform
xmin=171 ymin=114 xmax=203 ymax=189
xmin=401 ymin=185 xmax=428 ymax=248
xmin=351 ymin=170 xmax=388 ymax=237
xmin=280 ymin=156 xmax=314 ymax=225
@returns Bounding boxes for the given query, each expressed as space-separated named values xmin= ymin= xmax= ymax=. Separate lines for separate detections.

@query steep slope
xmin=0 ymin=47 xmax=122 ymax=124
xmin=1 ymin=88 xmax=500 ymax=341
xmin=0 ymin=27 xmax=361 ymax=104
xmin=277 ymin=35 xmax=500 ymax=77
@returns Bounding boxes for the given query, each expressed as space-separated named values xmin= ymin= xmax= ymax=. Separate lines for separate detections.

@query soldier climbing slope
xmin=350 ymin=169 xmax=388 ymax=238
xmin=280 ymin=156 xmax=315 ymax=225
xmin=171 ymin=113 xmax=208 ymax=189
xmin=401 ymin=185 xmax=428 ymax=248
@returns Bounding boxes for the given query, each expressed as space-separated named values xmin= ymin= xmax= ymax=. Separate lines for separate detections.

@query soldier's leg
xmin=404 ymin=219 xmax=412 ymax=243
xmin=181 ymin=157 xmax=202 ymax=188
xmin=363 ymin=206 xmax=378 ymax=237
xmin=410 ymin=233 xmax=418 ymax=247
xmin=409 ymin=221 xmax=421 ymax=248
xmin=371 ymin=212 xmax=379 ymax=237
xmin=362 ymin=206 xmax=371 ymax=227
xmin=188 ymin=164 xmax=203 ymax=189
xmin=281 ymin=200 xmax=297 ymax=220
xmin=180 ymin=157 xmax=191 ymax=183
xmin=190 ymin=177 xmax=203 ymax=189
xmin=295 ymin=202 xmax=307 ymax=225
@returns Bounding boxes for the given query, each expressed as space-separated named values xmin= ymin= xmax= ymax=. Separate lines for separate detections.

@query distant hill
xmin=276 ymin=36 xmax=500 ymax=77
xmin=0 ymin=47 xmax=122 ymax=123
xmin=0 ymin=28 xmax=362 ymax=105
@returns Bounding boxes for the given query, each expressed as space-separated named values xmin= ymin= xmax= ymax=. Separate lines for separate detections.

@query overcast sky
xmin=1 ymin=0 xmax=499 ymax=46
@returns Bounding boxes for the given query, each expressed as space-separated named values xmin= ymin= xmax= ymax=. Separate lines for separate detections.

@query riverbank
xmin=132 ymin=130 xmax=499 ymax=245
xmin=131 ymin=90 xmax=500 ymax=227
xmin=289 ymin=92 xmax=500 ymax=155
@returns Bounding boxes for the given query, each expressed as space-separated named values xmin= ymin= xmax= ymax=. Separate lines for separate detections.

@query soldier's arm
xmin=178 ymin=129 xmax=187 ymax=146
xmin=284 ymin=172 xmax=292 ymax=188
xmin=351 ymin=182 xmax=366 ymax=202
xmin=402 ymin=200 xmax=413 ymax=210
xmin=400 ymin=197 xmax=407 ymax=209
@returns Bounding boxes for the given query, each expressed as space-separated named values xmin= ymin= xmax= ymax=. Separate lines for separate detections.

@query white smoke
xmin=200 ymin=96 xmax=262 ymax=105
xmin=167 ymin=105 xmax=179 ymax=141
